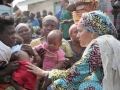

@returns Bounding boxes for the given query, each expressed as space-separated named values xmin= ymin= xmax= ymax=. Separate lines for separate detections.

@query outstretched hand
xmin=26 ymin=62 xmax=47 ymax=77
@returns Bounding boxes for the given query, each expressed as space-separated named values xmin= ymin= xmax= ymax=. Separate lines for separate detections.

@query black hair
xmin=48 ymin=30 xmax=63 ymax=41
xmin=0 ymin=16 xmax=14 ymax=34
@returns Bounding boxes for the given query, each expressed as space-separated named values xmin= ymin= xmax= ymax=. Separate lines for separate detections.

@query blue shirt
xmin=27 ymin=18 xmax=40 ymax=27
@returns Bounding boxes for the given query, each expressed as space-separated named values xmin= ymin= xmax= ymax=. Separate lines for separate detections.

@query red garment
xmin=12 ymin=60 xmax=37 ymax=90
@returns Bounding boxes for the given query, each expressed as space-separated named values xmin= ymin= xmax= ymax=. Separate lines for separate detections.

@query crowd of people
xmin=0 ymin=0 xmax=120 ymax=90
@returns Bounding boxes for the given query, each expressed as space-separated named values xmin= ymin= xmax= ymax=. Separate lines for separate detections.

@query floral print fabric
xmin=49 ymin=43 xmax=103 ymax=90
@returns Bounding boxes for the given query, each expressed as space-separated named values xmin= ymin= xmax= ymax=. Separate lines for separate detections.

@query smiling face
xmin=0 ymin=25 xmax=16 ymax=47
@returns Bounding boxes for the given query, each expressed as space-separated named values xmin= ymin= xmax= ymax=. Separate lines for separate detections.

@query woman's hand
xmin=3 ymin=61 xmax=19 ymax=75
xmin=10 ymin=53 xmax=19 ymax=62
xmin=26 ymin=62 xmax=49 ymax=77
xmin=21 ymin=44 xmax=34 ymax=56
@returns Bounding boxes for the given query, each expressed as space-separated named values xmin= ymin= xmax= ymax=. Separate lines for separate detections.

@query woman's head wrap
xmin=69 ymin=24 xmax=77 ymax=36
xmin=79 ymin=10 xmax=118 ymax=38
xmin=15 ymin=23 xmax=29 ymax=33
xmin=42 ymin=15 xmax=58 ymax=25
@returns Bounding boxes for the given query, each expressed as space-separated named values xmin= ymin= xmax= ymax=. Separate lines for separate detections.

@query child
xmin=11 ymin=50 xmax=37 ymax=90
xmin=35 ymin=30 xmax=65 ymax=70
xmin=35 ymin=30 xmax=65 ymax=89
xmin=0 ymin=37 xmax=36 ymax=90
xmin=10 ymin=35 xmax=39 ymax=90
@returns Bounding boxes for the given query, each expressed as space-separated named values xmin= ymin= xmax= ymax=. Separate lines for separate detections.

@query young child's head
xmin=47 ymin=30 xmax=62 ymax=52
xmin=69 ymin=24 xmax=79 ymax=43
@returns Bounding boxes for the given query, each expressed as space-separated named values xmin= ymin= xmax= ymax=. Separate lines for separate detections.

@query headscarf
xmin=0 ymin=41 xmax=12 ymax=67
xmin=42 ymin=15 xmax=58 ymax=25
xmin=79 ymin=10 xmax=118 ymax=38
xmin=15 ymin=23 xmax=29 ymax=33
xmin=69 ymin=24 xmax=77 ymax=36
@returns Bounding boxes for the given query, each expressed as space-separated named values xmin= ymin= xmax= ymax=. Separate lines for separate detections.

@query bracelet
xmin=74 ymin=2 xmax=77 ymax=7
xmin=45 ymin=71 xmax=49 ymax=77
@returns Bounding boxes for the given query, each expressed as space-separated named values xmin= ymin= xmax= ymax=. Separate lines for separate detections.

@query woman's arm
xmin=26 ymin=44 xmax=103 ymax=89
xmin=0 ymin=61 xmax=19 ymax=77
xmin=26 ymin=62 xmax=49 ymax=77
xmin=32 ymin=49 xmax=43 ymax=67
xmin=67 ymin=1 xmax=90 ymax=12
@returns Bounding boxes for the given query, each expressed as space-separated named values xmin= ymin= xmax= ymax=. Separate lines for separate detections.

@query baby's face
xmin=47 ymin=36 xmax=61 ymax=52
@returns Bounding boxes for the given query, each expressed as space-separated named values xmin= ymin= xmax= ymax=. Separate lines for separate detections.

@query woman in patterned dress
xmin=26 ymin=10 xmax=120 ymax=90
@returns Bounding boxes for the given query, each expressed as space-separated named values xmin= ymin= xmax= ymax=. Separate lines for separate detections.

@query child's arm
xmin=32 ymin=49 xmax=43 ymax=67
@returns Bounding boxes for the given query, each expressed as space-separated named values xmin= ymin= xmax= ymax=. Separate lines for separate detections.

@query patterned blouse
xmin=49 ymin=43 xmax=104 ymax=90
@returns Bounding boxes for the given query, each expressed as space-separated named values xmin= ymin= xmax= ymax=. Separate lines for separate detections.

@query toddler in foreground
xmin=35 ymin=30 xmax=65 ymax=89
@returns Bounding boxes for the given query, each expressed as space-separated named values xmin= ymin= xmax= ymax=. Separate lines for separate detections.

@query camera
xmin=113 ymin=0 xmax=120 ymax=9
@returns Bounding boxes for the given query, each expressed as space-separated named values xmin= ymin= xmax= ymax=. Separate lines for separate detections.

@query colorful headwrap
xmin=42 ymin=15 xmax=58 ymax=25
xmin=69 ymin=24 xmax=77 ymax=36
xmin=79 ymin=10 xmax=118 ymax=38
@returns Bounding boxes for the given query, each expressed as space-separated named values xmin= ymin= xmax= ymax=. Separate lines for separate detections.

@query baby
xmin=35 ymin=30 xmax=65 ymax=70
xmin=11 ymin=35 xmax=37 ymax=90
xmin=0 ymin=39 xmax=36 ymax=90
xmin=0 ymin=41 xmax=12 ymax=69
xmin=35 ymin=30 xmax=65 ymax=89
